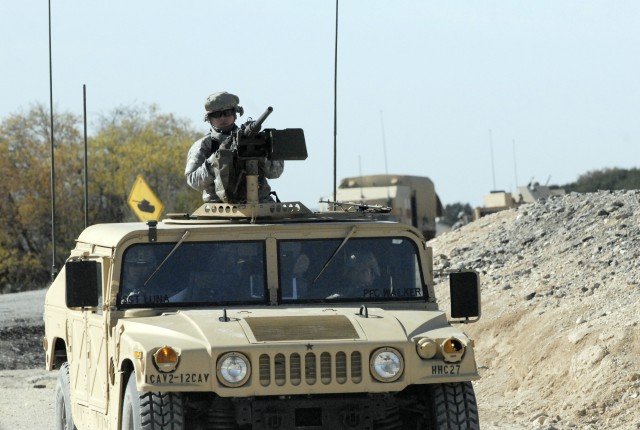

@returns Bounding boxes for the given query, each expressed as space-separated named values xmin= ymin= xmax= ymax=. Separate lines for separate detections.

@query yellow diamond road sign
xmin=127 ymin=175 xmax=164 ymax=221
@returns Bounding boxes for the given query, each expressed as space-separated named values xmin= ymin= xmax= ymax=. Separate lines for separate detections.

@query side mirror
xmin=65 ymin=260 xmax=100 ymax=308
xmin=449 ymin=270 xmax=481 ymax=322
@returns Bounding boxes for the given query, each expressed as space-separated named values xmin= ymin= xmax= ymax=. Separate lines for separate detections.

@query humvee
xmin=473 ymin=182 xmax=566 ymax=220
xmin=320 ymin=175 xmax=443 ymax=240
xmin=44 ymin=126 xmax=482 ymax=430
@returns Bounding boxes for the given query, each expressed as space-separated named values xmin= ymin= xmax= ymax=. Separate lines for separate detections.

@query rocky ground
xmin=0 ymin=289 xmax=54 ymax=430
xmin=0 ymin=190 xmax=638 ymax=429
xmin=431 ymin=189 xmax=640 ymax=429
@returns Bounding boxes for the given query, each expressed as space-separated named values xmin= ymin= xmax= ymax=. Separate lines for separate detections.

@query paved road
xmin=0 ymin=289 xmax=47 ymax=326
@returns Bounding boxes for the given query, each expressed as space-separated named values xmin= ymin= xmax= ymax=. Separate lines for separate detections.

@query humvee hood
xmin=240 ymin=311 xmax=450 ymax=343
xmin=119 ymin=310 xmax=251 ymax=350
xmin=119 ymin=307 xmax=448 ymax=349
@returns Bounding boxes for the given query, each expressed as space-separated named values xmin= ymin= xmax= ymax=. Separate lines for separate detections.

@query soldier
xmin=120 ymin=247 xmax=157 ymax=304
xmin=185 ymin=91 xmax=284 ymax=203
xmin=339 ymin=250 xmax=381 ymax=298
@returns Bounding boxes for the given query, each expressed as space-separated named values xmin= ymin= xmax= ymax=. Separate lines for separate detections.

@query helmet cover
xmin=204 ymin=92 xmax=244 ymax=119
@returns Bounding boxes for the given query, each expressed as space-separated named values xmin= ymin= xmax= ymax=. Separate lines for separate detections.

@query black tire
xmin=55 ymin=362 xmax=76 ymax=430
xmin=430 ymin=382 xmax=480 ymax=429
xmin=121 ymin=372 xmax=185 ymax=430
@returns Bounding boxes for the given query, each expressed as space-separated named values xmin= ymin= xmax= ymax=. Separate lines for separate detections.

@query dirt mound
xmin=431 ymin=190 xmax=640 ymax=429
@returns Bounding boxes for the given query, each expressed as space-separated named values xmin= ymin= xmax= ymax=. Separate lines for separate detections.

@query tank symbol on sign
xmin=135 ymin=199 xmax=155 ymax=213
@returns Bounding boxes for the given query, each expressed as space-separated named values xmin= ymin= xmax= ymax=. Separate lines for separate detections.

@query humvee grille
xmin=258 ymin=351 xmax=363 ymax=387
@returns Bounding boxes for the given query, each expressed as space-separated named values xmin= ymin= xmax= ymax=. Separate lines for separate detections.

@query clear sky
xmin=1 ymin=1 xmax=639 ymax=209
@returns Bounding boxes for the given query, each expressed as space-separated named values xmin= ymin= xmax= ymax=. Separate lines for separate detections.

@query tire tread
xmin=139 ymin=389 xmax=184 ymax=430
xmin=432 ymin=381 xmax=480 ymax=429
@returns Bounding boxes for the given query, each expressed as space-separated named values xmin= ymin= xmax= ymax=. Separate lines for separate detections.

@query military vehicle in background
xmin=320 ymin=174 xmax=444 ymax=240
xmin=473 ymin=181 xmax=566 ymax=220
xmin=44 ymin=117 xmax=482 ymax=429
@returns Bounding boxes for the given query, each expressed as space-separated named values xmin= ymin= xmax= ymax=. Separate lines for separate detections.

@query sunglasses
xmin=352 ymin=267 xmax=375 ymax=275
xmin=209 ymin=108 xmax=236 ymax=119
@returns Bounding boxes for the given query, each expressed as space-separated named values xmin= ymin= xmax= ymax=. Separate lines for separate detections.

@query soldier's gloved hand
xmin=218 ymin=136 xmax=233 ymax=150
xmin=207 ymin=152 xmax=217 ymax=167
xmin=208 ymin=146 xmax=234 ymax=170
xmin=244 ymin=120 xmax=261 ymax=135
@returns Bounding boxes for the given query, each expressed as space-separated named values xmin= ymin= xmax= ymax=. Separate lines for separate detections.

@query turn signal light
xmin=153 ymin=346 xmax=180 ymax=373
xmin=441 ymin=338 xmax=465 ymax=363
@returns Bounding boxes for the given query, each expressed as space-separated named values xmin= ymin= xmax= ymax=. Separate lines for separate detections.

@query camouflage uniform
xmin=185 ymin=92 xmax=284 ymax=203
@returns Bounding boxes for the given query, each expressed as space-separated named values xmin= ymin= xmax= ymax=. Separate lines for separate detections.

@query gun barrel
xmin=243 ymin=106 xmax=273 ymax=137
xmin=254 ymin=106 xmax=273 ymax=128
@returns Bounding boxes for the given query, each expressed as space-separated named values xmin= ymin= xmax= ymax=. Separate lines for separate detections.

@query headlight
xmin=217 ymin=352 xmax=251 ymax=387
xmin=369 ymin=347 xmax=403 ymax=382
xmin=441 ymin=338 xmax=465 ymax=363
xmin=153 ymin=346 xmax=180 ymax=373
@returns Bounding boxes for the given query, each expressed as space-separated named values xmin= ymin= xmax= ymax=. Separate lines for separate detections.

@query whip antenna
xmin=332 ymin=0 xmax=339 ymax=208
xmin=489 ymin=129 xmax=496 ymax=190
xmin=512 ymin=138 xmax=518 ymax=192
xmin=48 ymin=0 xmax=58 ymax=281
xmin=83 ymin=85 xmax=89 ymax=229
xmin=380 ymin=110 xmax=391 ymax=203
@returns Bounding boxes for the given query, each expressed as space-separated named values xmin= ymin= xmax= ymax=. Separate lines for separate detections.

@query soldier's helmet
xmin=125 ymin=247 xmax=157 ymax=267
xmin=344 ymin=250 xmax=380 ymax=287
xmin=203 ymin=91 xmax=244 ymax=121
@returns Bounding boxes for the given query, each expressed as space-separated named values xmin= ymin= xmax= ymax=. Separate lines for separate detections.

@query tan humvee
xmin=44 ymin=131 xmax=481 ymax=430
xmin=320 ymin=175 xmax=443 ymax=240
xmin=473 ymin=182 xmax=566 ymax=220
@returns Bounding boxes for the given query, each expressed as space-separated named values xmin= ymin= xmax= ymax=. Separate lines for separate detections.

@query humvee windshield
xmin=118 ymin=237 xmax=424 ymax=309
xmin=278 ymin=237 xmax=425 ymax=302
xmin=119 ymin=241 xmax=267 ymax=308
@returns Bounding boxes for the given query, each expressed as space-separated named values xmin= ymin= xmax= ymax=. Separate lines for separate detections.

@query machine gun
xmin=231 ymin=107 xmax=308 ymax=203
xmin=233 ymin=106 xmax=308 ymax=161
xmin=319 ymin=200 xmax=392 ymax=214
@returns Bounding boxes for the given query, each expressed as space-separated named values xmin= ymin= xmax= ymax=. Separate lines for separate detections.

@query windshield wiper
xmin=144 ymin=230 xmax=190 ymax=287
xmin=312 ymin=226 xmax=357 ymax=284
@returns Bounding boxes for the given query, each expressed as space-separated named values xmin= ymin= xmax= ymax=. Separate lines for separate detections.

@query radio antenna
xmin=512 ymin=138 xmax=518 ymax=191
xmin=380 ymin=110 xmax=389 ymax=176
xmin=380 ymin=110 xmax=391 ymax=203
xmin=332 ymin=0 xmax=339 ymax=209
xmin=48 ymin=0 xmax=58 ymax=281
xmin=83 ymin=85 xmax=89 ymax=229
xmin=489 ymin=129 xmax=496 ymax=190
xmin=358 ymin=156 xmax=364 ymax=199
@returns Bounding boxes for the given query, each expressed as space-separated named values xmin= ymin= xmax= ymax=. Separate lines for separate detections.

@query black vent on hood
xmin=245 ymin=315 xmax=359 ymax=341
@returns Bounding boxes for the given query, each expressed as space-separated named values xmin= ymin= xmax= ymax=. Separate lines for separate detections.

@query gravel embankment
xmin=431 ymin=190 xmax=640 ymax=430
